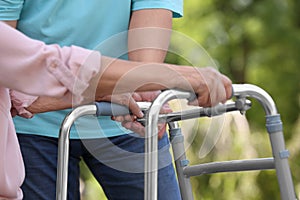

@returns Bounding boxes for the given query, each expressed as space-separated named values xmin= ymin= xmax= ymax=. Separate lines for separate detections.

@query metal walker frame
xmin=56 ymin=84 xmax=297 ymax=200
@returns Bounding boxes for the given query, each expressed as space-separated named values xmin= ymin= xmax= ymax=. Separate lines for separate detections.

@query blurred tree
xmin=170 ymin=0 xmax=299 ymax=133
xmin=167 ymin=0 xmax=300 ymax=199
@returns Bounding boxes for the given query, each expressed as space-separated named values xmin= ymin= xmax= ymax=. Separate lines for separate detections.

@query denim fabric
xmin=17 ymin=133 xmax=181 ymax=200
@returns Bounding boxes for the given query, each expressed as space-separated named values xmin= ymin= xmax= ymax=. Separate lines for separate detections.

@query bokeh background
xmin=80 ymin=0 xmax=300 ymax=199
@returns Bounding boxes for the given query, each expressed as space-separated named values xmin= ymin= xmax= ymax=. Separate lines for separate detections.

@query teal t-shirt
xmin=0 ymin=0 xmax=183 ymax=139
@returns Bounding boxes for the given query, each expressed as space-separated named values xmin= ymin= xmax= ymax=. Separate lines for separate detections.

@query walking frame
xmin=56 ymin=84 xmax=298 ymax=200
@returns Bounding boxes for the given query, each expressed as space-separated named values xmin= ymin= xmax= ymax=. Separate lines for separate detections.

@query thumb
xmin=128 ymin=97 xmax=144 ymax=118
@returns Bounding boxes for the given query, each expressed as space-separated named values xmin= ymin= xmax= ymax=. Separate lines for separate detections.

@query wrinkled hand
xmin=101 ymin=91 xmax=172 ymax=139
xmin=96 ymin=93 xmax=144 ymax=118
xmin=182 ymin=67 xmax=232 ymax=107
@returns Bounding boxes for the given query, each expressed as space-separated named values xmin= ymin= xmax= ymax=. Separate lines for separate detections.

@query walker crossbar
xmin=183 ymin=158 xmax=275 ymax=176
xmin=137 ymin=99 xmax=251 ymax=125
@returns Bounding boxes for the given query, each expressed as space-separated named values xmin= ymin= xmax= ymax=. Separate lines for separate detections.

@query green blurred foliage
xmin=80 ymin=161 xmax=108 ymax=200
xmin=167 ymin=0 xmax=300 ymax=199
xmin=169 ymin=0 xmax=300 ymax=133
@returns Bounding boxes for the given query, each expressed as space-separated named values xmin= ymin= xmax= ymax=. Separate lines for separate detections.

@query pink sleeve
xmin=0 ymin=22 xmax=101 ymax=116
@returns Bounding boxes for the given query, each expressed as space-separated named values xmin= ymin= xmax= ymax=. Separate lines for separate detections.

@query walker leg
xmin=266 ymin=115 xmax=297 ymax=200
xmin=56 ymin=105 xmax=97 ymax=200
xmin=169 ymin=122 xmax=194 ymax=200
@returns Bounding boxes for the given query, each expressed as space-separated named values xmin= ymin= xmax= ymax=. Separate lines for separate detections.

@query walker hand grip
xmin=95 ymin=102 xmax=130 ymax=116
xmin=230 ymin=85 xmax=235 ymax=99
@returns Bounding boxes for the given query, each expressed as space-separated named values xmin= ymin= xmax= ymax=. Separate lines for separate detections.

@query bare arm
xmin=24 ymin=97 xmax=71 ymax=114
xmin=14 ymin=9 xmax=173 ymax=115
xmin=4 ymin=20 xmax=17 ymax=28
xmin=0 ymin=21 xmax=231 ymax=114
xmin=128 ymin=9 xmax=172 ymax=62
xmin=125 ymin=9 xmax=173 ymax=134
xmin=96 ymin=56 xmax=232 ymax=106
xmin=27 ymin=56 xmax=232 ymax=114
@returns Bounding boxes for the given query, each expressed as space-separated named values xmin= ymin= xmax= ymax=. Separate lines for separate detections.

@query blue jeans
xmin=17 ymin=133 xmax=181 ymax=200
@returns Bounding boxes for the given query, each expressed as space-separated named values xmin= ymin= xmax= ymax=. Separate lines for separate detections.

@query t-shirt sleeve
xmin=131 ymin=0 xmax=183 ymax=18
xmin=0 ymin=0 xmax=24 ymax=20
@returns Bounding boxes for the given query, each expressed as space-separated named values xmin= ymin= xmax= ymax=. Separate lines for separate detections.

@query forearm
xmin=1 ymin=20 xmax=231 ymax=114
xmin=128 ymin=9 xmax=172 ymax=62
xmin=21 ymin=52 xmax=231 ymax=114
xmin=26 ymin=97 xmax=72 ymax=114
xmin=100 ymin=11 xmax=231 ymax=99
xmin=3 ymin=20 xmax=17 ymax=28
xmin=28 ymin=57 xmax=228 ymax=114
xmin=28 ymin=63 xmax=175 ymax=114
xmin=97 ymin=9 xmax=173 ymax=97
xmin=96 ymin=56 xmax=184 ymax=96
xmin=28 ymin=10 xmax=172 ymax=114
xmin=96 ymin=55 xmax=232 ymax=107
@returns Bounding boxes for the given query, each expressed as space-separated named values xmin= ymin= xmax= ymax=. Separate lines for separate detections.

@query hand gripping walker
xmin=56 ymin=84 xmax=297 ymax=200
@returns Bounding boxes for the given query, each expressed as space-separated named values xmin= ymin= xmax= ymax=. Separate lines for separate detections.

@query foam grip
xmin=95 ymin=102 xmax=130 ymax=116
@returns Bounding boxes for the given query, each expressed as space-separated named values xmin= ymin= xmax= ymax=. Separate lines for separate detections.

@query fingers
xmin=160 ymin=103 xmax=173 ymax=114
xmin=115 ymin=91 xmax=169 ymax=138
xmin=157 ymin=123 xmax=167 ymax=139
xmin=122 ymin=121 xmax=166 ymax=139
xmin=105 ymin=93 xmax=144 ymax=118
xmin=10 ymin=107 xmax=18 ymax=117
xmin=113 ymin=115 xmax=166 ymax=139
xmin=188 ymin=67 xmax=232 ymax=107
xmin=122 ymin=121 xmax=145 ymax=136
xmin=112 ymin=114 xmax=134 ymax=122
xmin=131 ymin=92 xmax=143 ymax=102
xmin=213 ymin=74 xmax=232 ymax=105
xmin=127 ymin=97 xmax=144 ymax=118
xmin=222 ymin=74 xmax=233 ymax=100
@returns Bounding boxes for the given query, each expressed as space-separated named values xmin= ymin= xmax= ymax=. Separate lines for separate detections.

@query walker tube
xmin=169 ymin=121 xmax=194 ymax=200
xmin=144 ymin=89 xmax=193 ymax=200
xmin=95 ymin=102 xmax=130 ymax=116
xmin=233 ymin=84 xmax=296 ymax=199
xmin=57 ymin=102 xmax=137 ymax=200
xmin=56 ymin=105 xmax=97 ymax=200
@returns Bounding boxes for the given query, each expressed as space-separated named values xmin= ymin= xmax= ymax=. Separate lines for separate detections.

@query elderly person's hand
xmin=178 ymin=66 xmax=232 ymax=107
xmin=99 ymin=91 xmax=172 ymax=139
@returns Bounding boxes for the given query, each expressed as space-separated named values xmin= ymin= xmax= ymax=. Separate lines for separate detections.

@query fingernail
xmin=139 ymin=111 xmax=144 ymax=118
